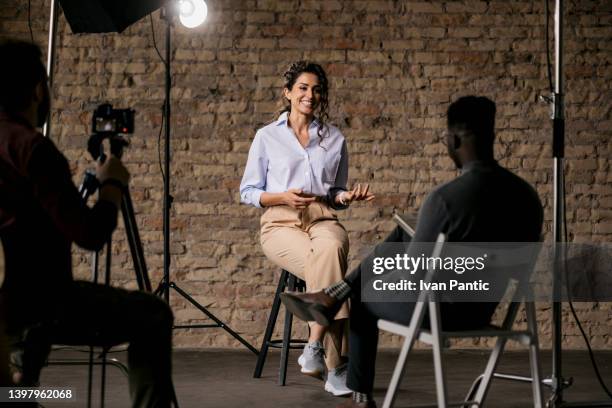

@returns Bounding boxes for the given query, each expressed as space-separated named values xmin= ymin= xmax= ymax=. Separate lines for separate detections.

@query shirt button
xmin=305 ymin=172 xmax=309 ymax=176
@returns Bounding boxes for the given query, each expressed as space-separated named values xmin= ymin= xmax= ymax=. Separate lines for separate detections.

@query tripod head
xmin=87 ymin=132 xmax=130 ymax=162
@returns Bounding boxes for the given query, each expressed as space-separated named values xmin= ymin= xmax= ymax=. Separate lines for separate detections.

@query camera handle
xmin=87 ymin=133 xmax=130 ymax=162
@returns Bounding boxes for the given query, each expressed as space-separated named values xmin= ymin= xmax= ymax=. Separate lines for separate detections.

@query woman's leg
xmin=305 ymin=205 xmax=350 ymax=370
xmin=260 ymin=206 xmax=329 ymax=347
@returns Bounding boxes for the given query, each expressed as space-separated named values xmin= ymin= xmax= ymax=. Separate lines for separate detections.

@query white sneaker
xmin=298 ymin=341 xmax=326 ymax=379
xmin=324 ymin=363 xmax=352 ymax=396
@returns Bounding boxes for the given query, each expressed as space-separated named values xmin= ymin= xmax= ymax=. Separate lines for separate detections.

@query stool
xmin=253 ymin=269 xmax=307 ymax=385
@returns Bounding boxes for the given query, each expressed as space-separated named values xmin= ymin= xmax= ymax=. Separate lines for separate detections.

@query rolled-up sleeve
xmin=328 ymin=139 xmax=349 ymax=210
xmin=239 ymin=131 xmax=268 ymax=208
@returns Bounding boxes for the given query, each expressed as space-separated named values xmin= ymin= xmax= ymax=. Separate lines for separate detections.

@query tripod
xmin=153 ymin=8 xmax=258 ymax=355
xmin=76 ymin=134 xmax=177 ymax=407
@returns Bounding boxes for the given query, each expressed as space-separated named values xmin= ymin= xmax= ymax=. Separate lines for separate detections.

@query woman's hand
xmin=335 ymin=183 xmax=375 ymax=206
xmin=284 ymin=188 xmax=317 ymax=209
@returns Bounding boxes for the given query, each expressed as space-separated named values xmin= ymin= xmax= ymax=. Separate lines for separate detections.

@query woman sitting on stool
xmin=240 ymin=61 xmax=374 ymax=396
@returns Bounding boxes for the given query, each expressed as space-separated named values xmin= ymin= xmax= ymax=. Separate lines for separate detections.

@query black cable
xmin=545 ymin=0 xmax=554 ymax=93
xmin=27 ymin=0 xmax=34 ymax=44
xmin=149 ymin=14 xmax=167 ymax=67
xmin=158 ymin=100 xmax=165 ymax=180
xmin=562 ymin=171 xmax=612 ymax=399
xmin=150 ymin=13 xmax=167 ymax=181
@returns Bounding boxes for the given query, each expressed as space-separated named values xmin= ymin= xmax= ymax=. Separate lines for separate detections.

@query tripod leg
xmin=121 ymin=188 xmax=152 ymax=292
xmin=169 ymin=283 xmax=259 ymax=355
xmin=87 ymin=248 xmax=99 ymax=407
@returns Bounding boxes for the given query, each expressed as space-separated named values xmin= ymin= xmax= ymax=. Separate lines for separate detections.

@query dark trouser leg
xmin=346 ymin=286 xmax=417 ymax=394
xmin=14 ymin=282 xmax=174 ymax=408
xmin=125 ymin=295 xmax=173 ymax=408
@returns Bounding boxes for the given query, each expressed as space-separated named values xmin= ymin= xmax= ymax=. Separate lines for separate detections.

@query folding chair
xmin=378 ymin=233 xmax=544 ymax=408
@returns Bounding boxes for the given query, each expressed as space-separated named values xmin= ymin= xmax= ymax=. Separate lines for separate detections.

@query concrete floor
xmin=39 ymin=348 xmax=612 ymax=408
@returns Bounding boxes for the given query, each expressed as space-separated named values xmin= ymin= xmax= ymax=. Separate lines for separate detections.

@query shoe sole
xmin=297 ymin=355 xmax=325 ymax=381
xmin=301 ymin=368 xmax=324 ymax=380
xmin=324 ymin=381 xmax=352 ymax=397
xmin=280 ymin=293 xmax=316 ymax=322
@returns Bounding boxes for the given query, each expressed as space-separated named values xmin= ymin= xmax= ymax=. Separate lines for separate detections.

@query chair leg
xmin=429 ymin=301 xmax=448 ymax=408
xmin=254 ymin=270 xmax=288 ymax=378
xmin=526 ymin=303 xmax=544 ymax=408
xmin=279 ymin=273 xmax=296 ymax=386
xmin=472 ymin=302 xmax=520 ymax=405
xmin=381 ymin=336 xmax=414 ymax=408
xmin=100 ymin=349 xmax=107 ymax=408
xmin=381 ymin=300 xmax=429 ymax=408
xmin=87 ymin=346 xmax=94 ymax=408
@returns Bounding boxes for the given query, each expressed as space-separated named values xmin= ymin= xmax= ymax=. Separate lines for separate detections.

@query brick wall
xmin=1 ymin=0 xmax=610 ymax=350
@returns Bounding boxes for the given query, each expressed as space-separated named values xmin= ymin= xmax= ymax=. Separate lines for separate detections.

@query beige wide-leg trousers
xmin=260 ymin=202 xmax=349 ymax=369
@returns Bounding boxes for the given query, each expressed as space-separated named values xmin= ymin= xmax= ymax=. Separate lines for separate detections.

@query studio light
xmin=178 ymin=0 xmax=207 ymax=28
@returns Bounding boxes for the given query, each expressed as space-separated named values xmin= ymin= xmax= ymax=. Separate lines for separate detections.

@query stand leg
xmin=169 ymin=282 xmax=259 ymax=355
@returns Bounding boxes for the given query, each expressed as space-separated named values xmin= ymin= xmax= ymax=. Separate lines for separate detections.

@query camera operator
xmin=0 ymin=39 xmax=174 ymax=407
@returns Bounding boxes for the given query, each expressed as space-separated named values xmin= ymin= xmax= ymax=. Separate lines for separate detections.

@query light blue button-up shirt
xmin=240 ymin=111 xmax=348 ymax=208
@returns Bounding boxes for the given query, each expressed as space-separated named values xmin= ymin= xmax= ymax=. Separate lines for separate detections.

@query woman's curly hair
xmin=280 ymin=61 xmax=330 ymax=144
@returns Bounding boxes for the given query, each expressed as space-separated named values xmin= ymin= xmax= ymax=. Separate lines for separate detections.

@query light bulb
xmin=178 ymin=0 xmax=207 ymax=28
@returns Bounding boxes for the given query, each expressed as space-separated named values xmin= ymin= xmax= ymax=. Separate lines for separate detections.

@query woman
xmin=240 ymin=61 xmax=374 ymax=396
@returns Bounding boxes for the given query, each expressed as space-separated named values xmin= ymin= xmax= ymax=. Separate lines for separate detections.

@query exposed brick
xmin=0 ymin=0 xmax=609 ymax=351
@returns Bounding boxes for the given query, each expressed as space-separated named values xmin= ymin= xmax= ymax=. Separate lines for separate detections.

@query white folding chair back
xmin=378 ymin=234 xmax=544 ymax=408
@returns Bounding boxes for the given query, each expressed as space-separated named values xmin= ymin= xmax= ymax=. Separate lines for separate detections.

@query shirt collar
xmin=461 ymin=159 xmax=498 ymax=173
xmin=275 ymin=111 xmax=319 ymax=128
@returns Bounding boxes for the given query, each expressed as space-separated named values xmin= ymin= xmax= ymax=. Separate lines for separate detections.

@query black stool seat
xmin=253 ymin=269 xmax=307 ymax=386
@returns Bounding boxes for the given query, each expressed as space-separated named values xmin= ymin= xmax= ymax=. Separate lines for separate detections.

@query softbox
xmin=59 ymin=0 xmax=165 ymax=33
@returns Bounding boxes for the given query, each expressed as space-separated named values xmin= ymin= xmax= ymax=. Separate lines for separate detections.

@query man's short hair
xmin=447 ymin=96 xmax=496 ymax=145
xmin=0 ymin=40 xmax=46 ymax=113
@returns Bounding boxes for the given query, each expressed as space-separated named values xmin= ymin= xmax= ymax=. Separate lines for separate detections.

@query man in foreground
xmin=281 ymin=96 xmax=544 ymax=407
xmin=0 ymin=39 xmax=174 ymax=407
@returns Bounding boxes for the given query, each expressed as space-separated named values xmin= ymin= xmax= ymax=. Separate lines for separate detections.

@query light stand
xmin=42 ymin=0 xmax=59 ymax=138
xmin=548 ymin=1 xmax=611 ymax=406
xmin=153 ymin=7 xmax=258 ymax=355
xmin=465 ymin=1 xmax=612 ymax=405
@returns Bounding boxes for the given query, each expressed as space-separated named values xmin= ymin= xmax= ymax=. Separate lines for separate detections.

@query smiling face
xmin=283 ymin=72 xmax=321 ymax=118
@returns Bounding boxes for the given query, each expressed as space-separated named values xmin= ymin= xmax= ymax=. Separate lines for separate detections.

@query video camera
xmin=92 ymin=103 xmax=135 ymax=135
xmin=88 ymin=103 xmax=135 ymax=161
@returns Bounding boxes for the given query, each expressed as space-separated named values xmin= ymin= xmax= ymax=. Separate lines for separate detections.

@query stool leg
xmin=254 ymin=270 xmax=288 ymax=378
xmin=279 ymin=273 xmax=296 ymax=386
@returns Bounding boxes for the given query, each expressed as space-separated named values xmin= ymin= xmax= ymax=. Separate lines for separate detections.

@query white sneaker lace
xmin=306 ymin=343 xmax=325 ymax=359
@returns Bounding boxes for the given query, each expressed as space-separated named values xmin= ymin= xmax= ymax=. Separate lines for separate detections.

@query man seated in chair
xmin=281 ymin=95 xmax=544 ymax=407
xmin=0 ymin=39 xmax=175 ymax=407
